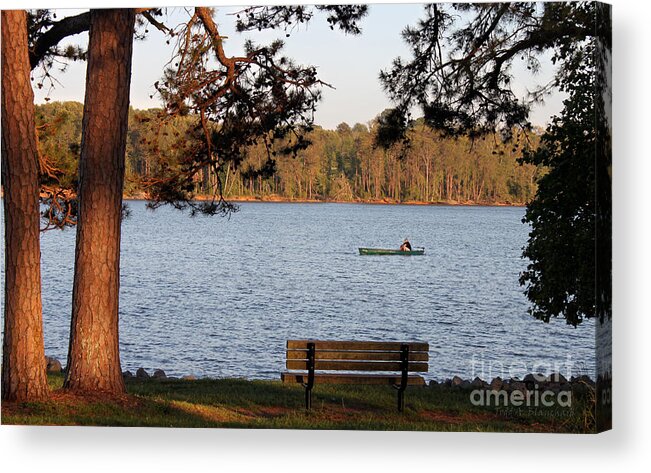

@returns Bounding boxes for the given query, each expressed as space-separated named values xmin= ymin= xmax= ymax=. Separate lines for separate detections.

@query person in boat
xmin=399 ymin=238 xmax=412 ymax=252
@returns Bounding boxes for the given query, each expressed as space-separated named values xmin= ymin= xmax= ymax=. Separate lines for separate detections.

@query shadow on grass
xmin=1 ymin=375 xmax=591 ymax=432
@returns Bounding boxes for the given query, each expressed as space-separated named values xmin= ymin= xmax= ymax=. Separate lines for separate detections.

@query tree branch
xmin=29 ymin=11 xmax=90 ymax=70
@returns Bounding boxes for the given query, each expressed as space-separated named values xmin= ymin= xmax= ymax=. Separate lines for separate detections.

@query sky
xmin=31 ymin=2 xmax=564 ymax=130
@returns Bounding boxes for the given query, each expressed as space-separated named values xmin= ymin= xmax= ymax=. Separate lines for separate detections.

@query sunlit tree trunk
xmin=1 ymin=10 xmax=50 ymax=402
xmin=64 ymin=9 xmax=135 ymax=394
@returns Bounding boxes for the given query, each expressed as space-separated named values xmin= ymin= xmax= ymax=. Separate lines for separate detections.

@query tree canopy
xmin=379 ymin=1 xmax=612 ymax=325
xmin=141 ymin=6 xmax=369 ymax=216
xmin=379 ymin=2 xmax=608 ymax=140
xmin=519 ymin=40 xmax=601 ymax=326
xmin=24 ymin=4 xmax=612 ymax=328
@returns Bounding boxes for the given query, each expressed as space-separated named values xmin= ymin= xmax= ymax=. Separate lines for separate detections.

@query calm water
xmin=2 ymin=201 xmax=595 ymax=380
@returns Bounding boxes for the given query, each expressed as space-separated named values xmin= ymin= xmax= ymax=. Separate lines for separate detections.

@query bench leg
xmin=305 ymin=386 xmax=312 ymax=410
xmin=397 ymin=344 xmax=408 ymax=413
xmin=304 ymin=342 xmax=315 ymax=411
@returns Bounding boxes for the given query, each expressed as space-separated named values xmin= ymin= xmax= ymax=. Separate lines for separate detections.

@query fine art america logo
xmin=470 ymin=382 xmax=572 ymax=408
xmin=466 ymin=355 xmax=585 ymax=408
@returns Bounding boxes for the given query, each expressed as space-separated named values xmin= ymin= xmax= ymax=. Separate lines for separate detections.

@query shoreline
xmin=0 ymin=192 xmax=525 ymax=207
xmin=124 ymin=194 xmax=527 ymax=208
xmin=46 ymin=357 xmax=596 ymax=391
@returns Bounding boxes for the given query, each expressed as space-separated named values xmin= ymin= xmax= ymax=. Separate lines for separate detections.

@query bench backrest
xmin=286 ymin=340 xmax=429 ymax=372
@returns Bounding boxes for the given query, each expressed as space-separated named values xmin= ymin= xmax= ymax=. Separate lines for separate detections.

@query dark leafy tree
xmin=145 ymin=6 xmax=368 ymax=216
xmin=519 ymin=20 xmax=611 ymax=326
xmin=21 ymin=6 xmax=369 ymax=222
xmin=519 ymin=44 xmax=596 ymax=326
xmin=380 ymin=1 xmax=611 ymax=325
xmin=234 ymin=5 xmax=368 ymax=35
xmin=380 ymin=2 xmax=599 ymax=140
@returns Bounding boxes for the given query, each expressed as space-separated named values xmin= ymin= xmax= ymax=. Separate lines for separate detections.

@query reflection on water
xmin=2 ymin=201 xmax=595 ymax=380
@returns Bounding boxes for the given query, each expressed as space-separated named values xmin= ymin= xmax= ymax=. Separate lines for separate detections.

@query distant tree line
xmin=35 ymin=101 xmax=542 ymax=205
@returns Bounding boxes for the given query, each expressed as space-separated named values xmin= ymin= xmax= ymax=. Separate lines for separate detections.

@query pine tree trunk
xmin=64 ymin=9 xmax=135 ymax=393
xmin=1 ymin=10 xmax=50 ymax=402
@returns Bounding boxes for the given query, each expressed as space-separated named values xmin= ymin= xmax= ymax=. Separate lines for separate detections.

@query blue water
xmin=2 ymin=201 xmax=595 ymax=381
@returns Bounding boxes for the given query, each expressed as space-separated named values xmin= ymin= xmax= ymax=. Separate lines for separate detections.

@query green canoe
xmin=358 ymin=247 xmax=425 ymax=256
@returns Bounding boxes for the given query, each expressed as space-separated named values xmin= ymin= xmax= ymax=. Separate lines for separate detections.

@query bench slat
xmin=286 ymin=349 xmax=429 ymax=362
xmin=281 ymin=372 xmax=426 ymax=386
xmin=287 ymin=340 xmax=429 ymax=352
xmin=286 ymin=360 xmax=428 ymax=372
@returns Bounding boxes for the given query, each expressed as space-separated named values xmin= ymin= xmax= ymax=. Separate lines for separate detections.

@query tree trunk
xmin=64 ymin=9 xmax=135 ymax=393
xmin=1 ymin=10 xmax=50 ymax=402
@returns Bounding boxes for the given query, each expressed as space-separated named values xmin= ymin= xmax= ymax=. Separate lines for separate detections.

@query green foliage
xmin=380 ymin=2 xmax=601 ymax=140
xmin=519 ymin=38 xmax=609 ymax=326
xmin=35 ymin=101 xmax=83 ymax=189
xmin=35 ymin=102 xmax=541 ymax=205
xmin=378 ymin=1 xmax=611 ymax=325
xmin=234 ymin=5 xmax=368 ymax=36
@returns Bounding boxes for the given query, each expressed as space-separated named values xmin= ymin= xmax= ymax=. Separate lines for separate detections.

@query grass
xmin=1 ymin=373 xmax=595 ymax=432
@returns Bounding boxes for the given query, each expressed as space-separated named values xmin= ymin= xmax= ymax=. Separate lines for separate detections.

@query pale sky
xmin=30 ymin=2 xmax=564 ymax=130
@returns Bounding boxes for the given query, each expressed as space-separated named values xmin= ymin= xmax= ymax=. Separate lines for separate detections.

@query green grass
xmin=1 ymin=373 xmax=595 ymax=432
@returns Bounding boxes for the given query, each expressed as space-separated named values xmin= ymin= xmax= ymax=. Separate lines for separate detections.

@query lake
xmin=3 ymin=201 xmax=596 ymax=381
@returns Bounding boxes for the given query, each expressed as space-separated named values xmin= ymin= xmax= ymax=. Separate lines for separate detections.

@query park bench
xmin=281 ymin=339 xmax=429 ymax=412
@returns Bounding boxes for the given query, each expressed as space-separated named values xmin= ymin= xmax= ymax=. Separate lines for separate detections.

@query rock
xmin=489 ymin=377 xmax=503 ymax=391
xmin=522 ymin=373 xmax=545 ymax=390
xmin=547 ymin=372 xmax=568 ymax=383
xmin=460 ymin=380 xmax=472 ymax=390
xmin=506 ymin=377 xmax=522 ymax=390
xmin=181 ymin=375 xmax=197 ymax=381
xmin=510 ymin=381 xmax=526 ymax=393
xmin=153 ymin=369 xmax=167 ymax=379
xmin=136 ymin=368 xmax=150 ymax=379
xmin=429 ymin=380 xmax=439 ymax=388
xmin=451 ymin=376 xmax=463 ymax=387
xmin=523 ymin=373 xmax=546 ymax=383
xmin=471 ymin=377 xmax=485 ymax=388
xmin=122 ymin=370 xmax=134 ymax=378
xmin=45 ymin=356 xmax=63 ymax=373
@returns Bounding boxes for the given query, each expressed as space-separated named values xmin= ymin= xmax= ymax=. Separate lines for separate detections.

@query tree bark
xmin=64 ymin=9 xmax=135 ymax=393
xmin=1 ymin=10 xmax=50 ymax=402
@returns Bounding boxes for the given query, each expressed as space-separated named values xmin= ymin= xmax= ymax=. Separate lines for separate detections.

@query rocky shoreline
xmin=430 ymin=373 xmax=595 ymax=395
xmin=45 ymin=356 xmax=595 ymax=394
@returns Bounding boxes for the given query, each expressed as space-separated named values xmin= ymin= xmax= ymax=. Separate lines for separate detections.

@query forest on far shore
xmin=36 ymin=101 xmax=543 ymax=205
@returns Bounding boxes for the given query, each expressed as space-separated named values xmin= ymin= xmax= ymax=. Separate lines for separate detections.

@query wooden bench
xmin=281 ymin=340 xmax=429 ymax=412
